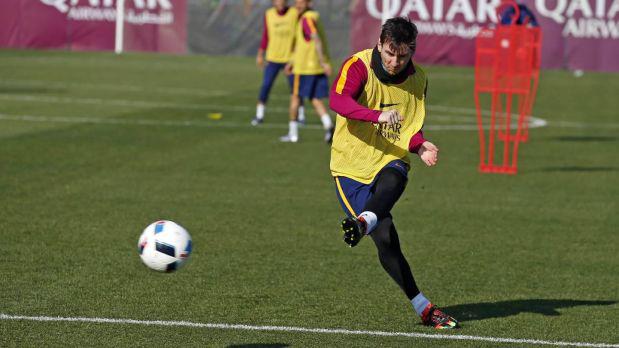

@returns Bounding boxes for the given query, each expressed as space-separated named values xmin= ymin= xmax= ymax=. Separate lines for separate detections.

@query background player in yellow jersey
xmin=280 ymin=0 xmax=334 ymax=143
xmin=329 ymin=17 xmax=459 ymax=329
xmin=252 ymin=0 xmax=305 ymax=126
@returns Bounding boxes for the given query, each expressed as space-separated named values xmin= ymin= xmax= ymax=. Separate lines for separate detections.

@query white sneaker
xmin=279 ymin=134 xmax=299 ymax=143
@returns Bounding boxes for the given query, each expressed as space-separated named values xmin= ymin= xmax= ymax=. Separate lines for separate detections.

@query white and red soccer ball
xmin=138 ymin=220 xmax=192 ymax=272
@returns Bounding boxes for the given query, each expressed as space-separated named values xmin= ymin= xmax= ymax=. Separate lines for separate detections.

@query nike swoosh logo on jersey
xmin=379 ymin=103 xmax=400 ymax=108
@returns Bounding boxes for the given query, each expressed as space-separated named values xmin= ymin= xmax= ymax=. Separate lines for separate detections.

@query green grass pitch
xmin=0 ymin=49 xmax=617 ymax=347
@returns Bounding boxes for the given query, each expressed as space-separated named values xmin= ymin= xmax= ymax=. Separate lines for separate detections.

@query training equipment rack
xmin=474 ymin=1 xmax=541 ymax=174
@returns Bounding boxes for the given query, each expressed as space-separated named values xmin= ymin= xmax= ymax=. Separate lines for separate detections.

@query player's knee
xmin=290 ymin=96 xmax=300 ymax=107
xmin=370 ymin=218 xmax=397 ymax=251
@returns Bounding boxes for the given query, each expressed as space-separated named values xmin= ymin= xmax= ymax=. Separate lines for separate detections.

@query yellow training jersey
xmin=264 ymin=7 xmax=298 ymax=63
xmin=330 ymin=49 xmax=427 ymax=184
xmin=292 ymin=10 xmax=330 ymax=75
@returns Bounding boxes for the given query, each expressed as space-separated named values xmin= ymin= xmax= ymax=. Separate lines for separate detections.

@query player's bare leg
xmin=280 ymin=94 xmax=300 ymax=142
xmin=310 ymin=98 xmax=334 ymax=143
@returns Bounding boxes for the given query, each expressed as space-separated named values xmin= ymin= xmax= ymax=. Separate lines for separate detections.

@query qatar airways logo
xmin=40 ymin=0 xmax=174 ymax=25
xmin=367 ymin=0 xmax=500 ymax=23
xmin=366 ymin=0 xmax=619 ymax=39
xmin=366 ymin=0 xmax=500 ymax=38
xmin=536 ymin=0 xmax=619 ymax=38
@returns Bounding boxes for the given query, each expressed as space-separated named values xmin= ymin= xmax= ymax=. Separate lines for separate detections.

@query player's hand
xmin=322 ymin=62 xmax=332 ymax=76
xmin=419 ymin=141 xmax=439 ymax=166
xmin=256 ymin=54 xmax=264 ymax=68
xmin=284 ymin=63 xmax=293 ymax=75
xmin=378 ymin=110 xmax=403 ymax=125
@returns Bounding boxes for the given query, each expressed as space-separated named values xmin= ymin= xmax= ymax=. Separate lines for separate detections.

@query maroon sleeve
xmin=408 ymin=130 xmax=427 ymax=153
xmin=301 ymin=17 xmax=313 ymax=42
xmin=329 ymin=58 xmax=381 ymax=123
xmin=259 ymin=14 xmax=268 ymax=50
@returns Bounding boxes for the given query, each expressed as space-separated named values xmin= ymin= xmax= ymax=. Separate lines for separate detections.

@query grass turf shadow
xmin=552 ymin=135 xmax=617 ymax=142
xmin=227 ymin=344 xmax=289 ymax=348
xmin=443 ymin=299 xmax=616 ymax=322
xmin=538 ymin=166 xmax=616 ymax=172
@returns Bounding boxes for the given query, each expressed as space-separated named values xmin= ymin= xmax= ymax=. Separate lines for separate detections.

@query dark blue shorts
xmin=293 ymin=74 xmax=329 ymax=99
xmin=334 ymin=160 xmax=409 ymax=218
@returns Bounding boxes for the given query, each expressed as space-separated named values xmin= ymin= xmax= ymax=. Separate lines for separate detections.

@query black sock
xmin=370 ymin=217 xmax=420 ymax=300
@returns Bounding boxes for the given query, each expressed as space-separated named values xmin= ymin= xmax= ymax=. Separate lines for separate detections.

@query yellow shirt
xmin=292 ymin=10 xmax=330 ymax=75
xmin=264 ymin=7 xmax=298 ymax=64
xmin=330 ymin=49 xmax=427 ymax=184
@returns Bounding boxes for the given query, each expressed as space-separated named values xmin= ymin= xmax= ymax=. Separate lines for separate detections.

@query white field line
xmin=550 ymin=120 xmax=619 ymax=129
xmin=0 ymin=94 xmax=251 ymax=112
xmin=0 ymin=92 xmax=409 ymax=114
xmin=0 ymin=93 xmax=551 ymax=131
xmin=0 ymin=79 xmax=231 ymax=98
xmin=6 ymin=92 xmax=616 ymax=130
xmin=0 ymin=74 xmax=613 ymax=125
xmin=1 ymin=86 xmax=615 ymax=129
xmin=1 ymin=313 xmax=617 ymax=347
xmin=0 ymin=113 xmax=315 ymax=130
xmin=0 ymin=113 xmax=546 ymax=132
xmin=0 ymin=78 xmax=547 ymax=118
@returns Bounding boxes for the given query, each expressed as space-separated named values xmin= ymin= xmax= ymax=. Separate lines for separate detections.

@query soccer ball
xmin=138 ymin=220 xmax=192 ymax=272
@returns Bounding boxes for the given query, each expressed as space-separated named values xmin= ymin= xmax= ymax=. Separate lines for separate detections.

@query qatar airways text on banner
xmin=351 ymin=0 xmax=619 ymax=71
xmin=0 ymin=0 xmax=186 ymax=53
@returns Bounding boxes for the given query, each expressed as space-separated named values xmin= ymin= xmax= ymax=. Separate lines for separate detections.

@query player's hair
xmin=379 ymin=17 xmax=418 ymax=54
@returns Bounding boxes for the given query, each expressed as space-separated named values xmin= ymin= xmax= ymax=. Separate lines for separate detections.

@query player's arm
xmin=410 ymin=80 xmax=438 ymax=166
xmin=311 ymin=34 xmax=330 ymax=76
xmin=284 ymin=32 xmax=296 ymax=75
xmin=284 ymin=61 xmax=293 ymax=75
xmin=330 ymin=57 xmax=400 ymax=124
xmin=285 ymin=38 xmax=295 ymax=75
xmin=257 ymin=14 xmax=268 ymax=67
xmin=303 ymin=17 xmax=331 ymax=76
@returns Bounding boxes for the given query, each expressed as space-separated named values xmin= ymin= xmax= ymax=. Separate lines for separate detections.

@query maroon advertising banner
xmin=352 ymin=0 xmax=619 ymax=71
xmin=0 ymin=0 xmax=186 ymax=53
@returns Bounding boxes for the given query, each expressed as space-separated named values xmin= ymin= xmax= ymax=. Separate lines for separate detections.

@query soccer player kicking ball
xmin=329 ymin=17 xmax=459 ymax=329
